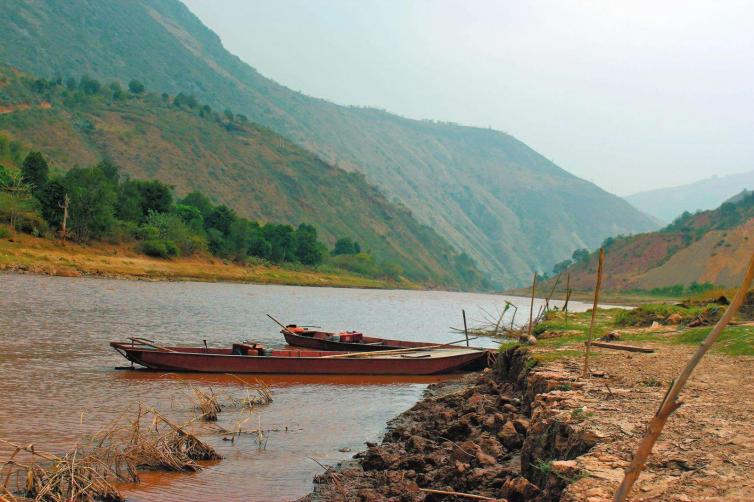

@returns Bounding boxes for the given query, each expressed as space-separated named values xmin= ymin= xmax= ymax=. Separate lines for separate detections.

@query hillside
xmin=0 ymin=66 xmax=484 ymax=289
xmin=551 ymin=193 xmax=754 ymax=291
xmin=626 ymin=170 xmax=754 ymax=223
xmin=0 ymin=0 xmax=658 ymax=286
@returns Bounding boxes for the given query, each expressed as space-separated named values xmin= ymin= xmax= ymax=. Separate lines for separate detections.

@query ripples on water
xmin=0 ymin=273 xmax=595 ymax=501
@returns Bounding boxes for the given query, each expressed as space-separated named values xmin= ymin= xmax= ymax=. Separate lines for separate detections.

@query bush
xmin=140 ymin=239 xmax=178 ymax=258
xmin=0 ymin=226 xmax=10 ymax=239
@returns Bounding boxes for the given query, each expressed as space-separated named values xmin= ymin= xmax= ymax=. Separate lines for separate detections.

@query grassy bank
xmin=525 ymin=301 xmax=754 ymax=361
xmin=0 ymin=228 xmax=417 ymax=289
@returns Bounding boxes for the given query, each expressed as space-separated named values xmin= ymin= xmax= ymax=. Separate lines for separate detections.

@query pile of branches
xmin=1 ymin=405 xmax=220 ymax=502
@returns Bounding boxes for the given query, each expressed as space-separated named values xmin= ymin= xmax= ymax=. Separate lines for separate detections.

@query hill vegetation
xmin=544 ymin=193 xmax=754 ymax=292
xmin=0 ymin=67 xmax=486 ymax=289
xmin=0 ymin=0 xmax=658 ymax=286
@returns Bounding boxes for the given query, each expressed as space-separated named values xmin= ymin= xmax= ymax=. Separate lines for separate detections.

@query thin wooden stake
xmin=462 ymin=309 xmax=469 ymax=347
xmin=544 ymin=273 xmax=562 ymax=311
xmin=564 ymin=273 xmax=571 ymax=327
xmin=59 ymin=193 xmax=69 ymax=244
xmin=614 ymin=249 xmax=754 ymax=501
xmin=527 ymin=272 xmax=537 ymax=338
xmin=582 ymin=248 xmax=605 ymax=377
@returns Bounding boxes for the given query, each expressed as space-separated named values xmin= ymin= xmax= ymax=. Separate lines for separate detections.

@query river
xmin=0 ymin=273 xmax=596 ymax=501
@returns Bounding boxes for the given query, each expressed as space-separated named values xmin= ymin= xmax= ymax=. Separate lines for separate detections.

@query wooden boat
xmin=110 ymin=340 xmax=487 ymax=375
xmin=282 ymin=326 xmax=441 ymax=352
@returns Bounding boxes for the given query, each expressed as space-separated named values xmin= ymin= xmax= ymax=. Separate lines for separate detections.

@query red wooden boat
xmin=110 ymin=340 xmax=487 ymax=375
xmin=282 ymin=326 xmax=441 ymax=352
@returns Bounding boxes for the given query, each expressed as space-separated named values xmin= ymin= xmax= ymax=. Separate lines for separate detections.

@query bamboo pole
xmin=527 ymin=272 xmax=537 ymax=338
xmin=564 ymin=273 xmax=571 ymax=327
xmin=419 ymin=487 xmax=504 ymax=501
xmin=582 ymin=248 xmax=605 ymax=377
xmin=614 ymin=249 xmax=754 ymax=501
xmin=321 ymin=338 xmax=480 ymax=358
xmin=325 ymin=339 xmax=479 ymax=358
xmin=462 ymin=309 xmax=469 ymax=347
xmin=544 ymin=273 xmax=562 ymax=311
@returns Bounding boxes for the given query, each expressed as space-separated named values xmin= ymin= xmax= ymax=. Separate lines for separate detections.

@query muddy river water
xmin=0 ymin=273 xmax=596 ymax=501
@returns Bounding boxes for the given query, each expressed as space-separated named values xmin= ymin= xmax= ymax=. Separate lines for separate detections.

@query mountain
xmin=553 ymin=192 xmax=754 ymax=291
xmin=0 ymin=65 xmax=485 ymax=289
xmin=626 ymin=170 xmax=754 ymax=223
xmin=0 ymin=0 xmax=658 ymax=286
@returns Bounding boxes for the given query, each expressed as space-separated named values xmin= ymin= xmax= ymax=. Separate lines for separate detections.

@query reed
xmin=1 ymin=405 xmax=220 ymax=501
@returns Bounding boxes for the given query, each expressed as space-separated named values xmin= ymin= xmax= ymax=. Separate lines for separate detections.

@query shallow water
xmin=0 ymin=273 xmax=595 ymax=501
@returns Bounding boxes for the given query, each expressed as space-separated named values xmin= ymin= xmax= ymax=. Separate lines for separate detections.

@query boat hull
xmin=110 ymin=343 xmax=487 ymax=375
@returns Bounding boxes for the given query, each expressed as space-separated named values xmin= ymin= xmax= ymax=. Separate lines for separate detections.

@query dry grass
xmin=0 ymin=227 xmax=402 ymax=289
xmin=0 ymin=405 xmax=220 ymax=502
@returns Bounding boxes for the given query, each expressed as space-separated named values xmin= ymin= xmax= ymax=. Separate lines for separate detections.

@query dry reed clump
xmin=0 ymin=439 xmax=129 ymax=502
xmin=1 ymin=405 xmax=220 ymax=502
xmin=227 ymin=379 xmax=273 ymax=409
xmin=188 ymin=386 xmax=222 ymax=422
xmin=184 ymin=379 xmax=272 ymax=423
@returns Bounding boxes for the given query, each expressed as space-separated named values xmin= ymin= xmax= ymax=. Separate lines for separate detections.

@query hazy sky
xmin=182 ymin=0 xmax=754 ymax=195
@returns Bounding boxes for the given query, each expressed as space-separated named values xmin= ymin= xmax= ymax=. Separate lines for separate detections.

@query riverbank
xmin=302 ymin=307 xmax=754 ymax=501
xmin=0 ymin=230 xmax=415 ymax=289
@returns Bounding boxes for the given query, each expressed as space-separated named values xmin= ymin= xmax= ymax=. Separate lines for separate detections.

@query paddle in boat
xmin=110 ymin=339 xmax=488 ymax=375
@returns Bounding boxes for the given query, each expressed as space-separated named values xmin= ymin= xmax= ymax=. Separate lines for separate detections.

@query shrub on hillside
xmin=140 ymin=239 xmax=178 ymax=258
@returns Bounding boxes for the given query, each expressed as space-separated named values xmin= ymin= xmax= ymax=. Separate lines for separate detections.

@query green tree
xmin=0 ymin=165 xmax=13 ymax=188
xmin=37 ymin=179 xmax=67 ymax=229
xmin=294 ymin=223 xmax=322 ymax=265
xmin=128 ymin=79 xmax=145 ymax=94
xmin=552 ymin=258 xmax=573 ymax=275
xmin=21 ymin=151 xmax=49 ymax=194
xmin=62 ymin=165 xmax=117 ymax=241
xmin=571 ymin=248 xmax=590 ymax=263
xmin=263 ymin=223 xmax=295 ymax=263
xmin=78 ymin=75 xmax=101 ymax=95
xmin=332 ymin=237 xmax=357 ymax=256
xmin=205 ymin=205 xmax=236 ymax=236
xmin=181 ymin=191 xmax=213 ymax=218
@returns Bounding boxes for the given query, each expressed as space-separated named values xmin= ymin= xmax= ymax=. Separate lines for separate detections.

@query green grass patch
xmin=674 ymin=326 xmax=754 ymax=356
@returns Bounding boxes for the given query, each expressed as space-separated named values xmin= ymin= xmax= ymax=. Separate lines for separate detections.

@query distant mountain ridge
xmin=626 ymin=170 xmax=754 ymax=223
xmin=553 ymin=192 xmax=754 ymax=291
xmin=0 ymin=0 xmax=658 ymax=286
xmin=0 ymin=65 xmax=484 ymax=289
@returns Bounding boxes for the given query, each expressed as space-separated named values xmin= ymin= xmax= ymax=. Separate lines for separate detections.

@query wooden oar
xmin=322 ymin=337 xmax=480 ymax=359
xmin=267 ymin=314 xmax=295 ymax=334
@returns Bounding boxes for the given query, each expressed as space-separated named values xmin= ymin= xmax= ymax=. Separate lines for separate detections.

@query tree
xmin=128 ymin=79 xmax=145 ymax=94
xmin=332 ymin=237 xmax=357 ymax=256
xmin=3 ymin=170 xmax=33 ymax=235
xmin=571 ymin=248 xmax=590 ymax=263
xmin=78 ymin=75 xmax=101 ymax=95
xmin=181 ymin=191 xmax=213 ymax=218
xmin=0 ymin=164 xmax=13 ymax=188
xmin=294 ymin=223 xmax=322 ymax=265
xmin=263 ymin=223 xmax=295 ymax=263
xmin=205 ymin=205 xmax=236 ymax=236
xmin=21 ymin=151 xmax=49 ymax=194
xmin=552 ymin=258 xmax=573 ymax=275
xmin=135 ymin=180 xmax=173 ymax=216
xmin=62 ymin=166 xmax=117 ymax=241
xmin=37 ymin=179 xmax=67 ymax=229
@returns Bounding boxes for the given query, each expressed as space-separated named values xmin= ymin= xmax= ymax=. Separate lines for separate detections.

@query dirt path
xmin=556 ymin=344 xmax=754 ymax=501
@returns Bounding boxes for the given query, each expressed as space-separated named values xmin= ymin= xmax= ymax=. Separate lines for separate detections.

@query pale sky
xmin=183 ymin=0 xmax=754 ymax=195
